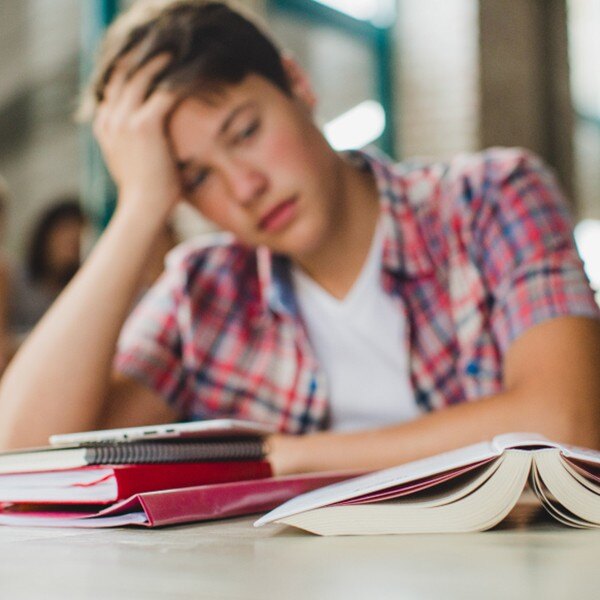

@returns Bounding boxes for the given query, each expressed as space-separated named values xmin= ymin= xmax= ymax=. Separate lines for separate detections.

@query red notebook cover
xmin=109 ymin=460 xmax=272 ymax=502
xmin=0 ymin=460 xmax=272 ymax=505
xmin=0 ymin=471 xmax=361 ymax=528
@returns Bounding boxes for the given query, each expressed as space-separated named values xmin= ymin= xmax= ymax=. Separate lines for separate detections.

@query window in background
xmin=311 ymin=0 xmax=394 ymax=24
xmin=568 ymin=0 xmax=600 ymax=304
xmin=397 ymin=0 xmax=479 ymax=160
xmin=574 ymin=219 xmax=600 ymax=305
xmin=266 ymin=0 xmax=396 ymax=155
xmin=0 ymin=0 xmax=81 ymax=256
xmin=81 ymin=0 xmax=119 ymax=232
xmin=568 ymin=0 xmax=600 ymax=220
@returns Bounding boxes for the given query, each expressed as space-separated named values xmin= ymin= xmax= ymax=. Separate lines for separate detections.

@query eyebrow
xmin=175 ymin=101 xmax=257 ymax=172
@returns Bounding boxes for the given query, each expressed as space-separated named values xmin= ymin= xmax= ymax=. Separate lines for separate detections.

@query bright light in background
xmin=568 ymin=0 xmax=600 ymax=116
xmin=574 ymin=219 xmax=600 ymax=305
xmin=324 ymin=100 xmax=386 ymax=150
xmin=313 ymin=0 xmax=395 ymax=26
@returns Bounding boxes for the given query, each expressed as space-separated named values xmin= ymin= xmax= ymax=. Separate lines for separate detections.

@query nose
xmin=224 ymin=158 xmax=268 ymax=205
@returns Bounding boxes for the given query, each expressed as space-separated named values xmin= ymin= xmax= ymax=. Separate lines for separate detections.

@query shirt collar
xmin=257 ymin=246 xmax=298 ymax=317
xmin=359 ymin=148 xmax=436 ymax=278
xmin=257 ymin=148 xmax=435 ymax=317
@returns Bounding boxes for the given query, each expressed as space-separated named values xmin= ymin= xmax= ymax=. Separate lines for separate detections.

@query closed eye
xmin=234 ymin=119 xmax=260 ymax=144
xmin=184 ymin=168 xmax=210 ymax=192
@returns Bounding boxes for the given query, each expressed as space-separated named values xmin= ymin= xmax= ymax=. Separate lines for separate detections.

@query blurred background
xmin=0 ymin=0 xmax=598 ymax=306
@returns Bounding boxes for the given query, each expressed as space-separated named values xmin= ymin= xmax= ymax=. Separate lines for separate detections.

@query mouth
xmin=258 ymin=195 xmax=299 ymax=233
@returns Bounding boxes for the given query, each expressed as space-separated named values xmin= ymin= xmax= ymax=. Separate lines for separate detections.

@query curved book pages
xmin=255 ymin=433 xmax=600 ymax=535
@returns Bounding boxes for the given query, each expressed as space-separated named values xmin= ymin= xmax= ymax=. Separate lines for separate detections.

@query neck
xmin=295 ymin=155 xmax=380 ymax=299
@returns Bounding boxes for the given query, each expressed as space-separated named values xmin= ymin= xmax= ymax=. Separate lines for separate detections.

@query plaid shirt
xmin=114 ymin=148 xmax=600 ymax=433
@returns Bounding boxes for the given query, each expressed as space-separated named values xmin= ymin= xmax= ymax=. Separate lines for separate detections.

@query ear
xmin=281 ymin=54 xmax=317 ymax=111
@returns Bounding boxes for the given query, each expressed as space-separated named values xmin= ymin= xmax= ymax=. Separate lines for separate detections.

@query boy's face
xmin=167 ymin=74 xmax=343 ymax=262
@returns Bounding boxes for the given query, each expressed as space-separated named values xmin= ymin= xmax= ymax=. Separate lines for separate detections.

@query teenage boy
xmin=0 ymin=0 xmax=598 ymax=474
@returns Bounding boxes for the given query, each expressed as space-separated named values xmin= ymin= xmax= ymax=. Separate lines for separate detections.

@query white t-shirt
xmin=292 ymin=219 xmax=419 ymax=431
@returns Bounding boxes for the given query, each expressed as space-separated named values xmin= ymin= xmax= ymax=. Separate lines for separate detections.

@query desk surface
xmin=0 ymin=515 xmax=598 ymax=600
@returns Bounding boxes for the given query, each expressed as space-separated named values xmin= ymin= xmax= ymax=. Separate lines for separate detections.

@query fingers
xmin=90 ymin=55 xmax=183 ymax=201
xmin=99 ymin=53 xmax=172 ymax=124
xmin=90 ymin=49 xmax=184 ymax=206
xmin=136 ymin=88 xmax=180 ymax=126
xmin=102 ymin=60 xmax=129 ymax=105
xmin=94 ymin=88 xmax=179 ymax=157
xmin=116 ymin=54 xmax=172 ymax=116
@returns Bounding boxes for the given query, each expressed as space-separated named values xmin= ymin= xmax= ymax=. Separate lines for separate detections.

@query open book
xmin=255 ymin=433 xmax=600 ymax=535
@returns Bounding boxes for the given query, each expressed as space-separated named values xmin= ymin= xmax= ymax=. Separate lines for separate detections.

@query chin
xmin=277 ymin=221 xmax=328 ymax=262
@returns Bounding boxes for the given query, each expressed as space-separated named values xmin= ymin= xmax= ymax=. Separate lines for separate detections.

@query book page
xmin=492 ymin=433 xmax=554 ymax=451
xmin=560 ymin=445 xmax=600 ymax=465
xmin=492 ymin=434 xmax=600 ymax=466
xmin=338 ymin=459 xmax=495 ymax=505
xmin=372 ymin=459 xmax=503 ymax=509
xmin=0 ymin=510 xmax=148 ymax=528
xmin=560 ymin=459 xmax=600 ymax=492
xmin=255 ymin=440 xmax=499 ymax=526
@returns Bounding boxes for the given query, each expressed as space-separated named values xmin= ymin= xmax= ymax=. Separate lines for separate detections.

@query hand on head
xmin=93 ymin=54 xmax=183 ymax=219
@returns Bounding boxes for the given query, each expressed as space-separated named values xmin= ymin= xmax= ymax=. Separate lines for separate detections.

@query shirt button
xmin=466 ymin=361 xmax=479 ymax=375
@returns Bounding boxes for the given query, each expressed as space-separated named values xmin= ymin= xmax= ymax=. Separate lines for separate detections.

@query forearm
xmin=0 ymin=202 xmax=168 ymax=449
xmin=269 ymin=387 xmax=599 ymax=475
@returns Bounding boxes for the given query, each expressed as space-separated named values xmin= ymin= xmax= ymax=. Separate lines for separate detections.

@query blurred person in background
xmin=0 ymin=1 xmax=598 ymax=472
xmin=0 ymin=198 xmax=87 ymax=370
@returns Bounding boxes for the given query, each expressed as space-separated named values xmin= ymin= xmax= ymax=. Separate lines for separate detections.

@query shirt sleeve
xmin=466 ymin=149 xmax=600 ymax=354
xmin=113 ymin=256 xmax=197 ymax=416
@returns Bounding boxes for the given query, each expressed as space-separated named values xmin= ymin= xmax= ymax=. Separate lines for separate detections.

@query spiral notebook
xmin=0 ymin=419 xmax=274 ymax=474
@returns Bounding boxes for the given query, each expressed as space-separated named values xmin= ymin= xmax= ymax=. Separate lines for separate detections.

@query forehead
xmin=168 ymin=75 xmax=280 ymax=159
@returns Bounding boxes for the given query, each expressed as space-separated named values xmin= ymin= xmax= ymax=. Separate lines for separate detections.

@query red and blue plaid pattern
xmin=114 ymin=148 xmax=600 ymax=432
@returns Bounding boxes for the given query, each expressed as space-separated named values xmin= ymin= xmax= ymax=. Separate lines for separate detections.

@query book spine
xmin=83 ymin=438 xmax=265 ymax=465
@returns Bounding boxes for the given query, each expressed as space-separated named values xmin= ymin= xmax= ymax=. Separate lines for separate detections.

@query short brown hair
xmin=27 ymin=198 xmax=86 ymax=283
xmin=78 ymin=0 xmax=290 ymax=121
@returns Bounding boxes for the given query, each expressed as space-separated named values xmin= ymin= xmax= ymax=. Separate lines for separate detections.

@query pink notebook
xmin=0 ymin=471 xmax=360 ymax=528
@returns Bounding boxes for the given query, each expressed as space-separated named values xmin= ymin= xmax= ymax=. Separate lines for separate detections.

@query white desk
xmin=0 ymin=514 xmax=598 ymax=599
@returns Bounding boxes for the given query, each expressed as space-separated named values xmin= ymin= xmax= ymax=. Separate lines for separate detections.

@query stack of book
xmin=4 ymin=427 xmax=600 ymax=533
xmin=0 ymin=420 xmax=354 ymax=528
